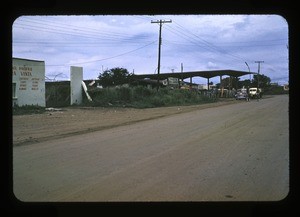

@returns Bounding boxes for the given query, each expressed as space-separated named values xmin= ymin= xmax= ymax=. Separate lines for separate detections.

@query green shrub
xmin=117 ymin=87 xmax=132 ymax=102
xmin=85 ymin=86 xmax=215 ymax=108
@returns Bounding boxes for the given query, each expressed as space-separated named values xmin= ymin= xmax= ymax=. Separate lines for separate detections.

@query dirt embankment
xmin=13 ymin=99 xmax=241 ymax=146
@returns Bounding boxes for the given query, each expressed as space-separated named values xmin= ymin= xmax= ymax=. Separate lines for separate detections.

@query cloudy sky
xmin=12 ymin=14 xmax=289 ymax=85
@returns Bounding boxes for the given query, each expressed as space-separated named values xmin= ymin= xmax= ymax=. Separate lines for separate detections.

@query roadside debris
xmin=45 ymin=107 xmax=63 ymax=112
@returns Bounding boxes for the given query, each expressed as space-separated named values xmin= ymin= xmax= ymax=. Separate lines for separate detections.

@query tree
xmin=238 ymin=79 xmax=251 ymax=89
xmin=252 ymin=73 xmax=271 ymax=89
xmin=98 ymin=67 xmax=133 ymax=87
xmin=217 ymin=77 xmax=240 ymax=89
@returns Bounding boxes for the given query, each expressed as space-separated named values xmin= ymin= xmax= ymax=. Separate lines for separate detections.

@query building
xmin=133 ymin=69 xmax=256 ymax=90
xmin=12 ymin=58 xmax=46 ymax=107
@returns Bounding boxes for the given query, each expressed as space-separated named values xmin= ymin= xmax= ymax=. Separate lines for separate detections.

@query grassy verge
xmin=13 ymin=105 xmax=46 ymax=116
xmin=13 ymin=86 xmax=218 ymax=115
xmin=84 ymin=86 xmax=217 ymax=108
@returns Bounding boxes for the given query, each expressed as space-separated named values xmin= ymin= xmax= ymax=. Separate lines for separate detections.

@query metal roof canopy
xmin=133 ymin=69 xmax=257 ymax=80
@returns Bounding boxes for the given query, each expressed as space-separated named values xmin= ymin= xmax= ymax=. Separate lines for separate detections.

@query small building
xmin=12 ymin=57 xmax=46 ymax=107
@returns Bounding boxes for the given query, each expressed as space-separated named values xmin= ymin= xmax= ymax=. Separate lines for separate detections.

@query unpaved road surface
xmin=13 ymin=95 xmax=289 ymax=202
xmin=13 ymin=99 xmax=239 ymax=146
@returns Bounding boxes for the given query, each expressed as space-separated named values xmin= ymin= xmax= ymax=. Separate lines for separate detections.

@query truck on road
xmin=249 ymin=87 xmax=263 ymax=99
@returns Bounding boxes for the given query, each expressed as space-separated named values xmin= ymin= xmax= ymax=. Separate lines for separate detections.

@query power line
xmin=170 ymin=21 xmax=247 ymax=62
xmin=17 ymin=16 xmax=144 ymax=39
xmin=45 ymin=40 xmax=157 ymax=67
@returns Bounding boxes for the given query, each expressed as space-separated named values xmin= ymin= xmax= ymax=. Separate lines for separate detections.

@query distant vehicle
xmin=235 ymin=88 xmax=249 ymax=101
xmin=249 ymin=87 xmax=262 ymax=99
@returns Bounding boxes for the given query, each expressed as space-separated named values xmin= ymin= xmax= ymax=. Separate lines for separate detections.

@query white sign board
xmin=12 ymin=58 xmax=45 ymax=107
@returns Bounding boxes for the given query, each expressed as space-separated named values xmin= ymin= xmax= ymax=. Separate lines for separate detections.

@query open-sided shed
xmin=133 ymin=69 xmax=257 ymax=90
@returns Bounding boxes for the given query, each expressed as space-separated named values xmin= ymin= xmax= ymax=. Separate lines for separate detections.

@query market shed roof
xmin=133 ymin=69 xmax=257 ymax=80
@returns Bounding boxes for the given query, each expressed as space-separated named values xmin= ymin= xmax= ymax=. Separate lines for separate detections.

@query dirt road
xmin=13 ymin=98 xmax=239 ymax=146
xmin=13 ymin=95 xmax=289 ymax=202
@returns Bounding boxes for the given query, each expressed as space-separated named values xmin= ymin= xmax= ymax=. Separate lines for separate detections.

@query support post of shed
xmin=220 ymin=75 xmax=224 ymax=98
xmin=207 ymin=78 xmax=210 ymax=90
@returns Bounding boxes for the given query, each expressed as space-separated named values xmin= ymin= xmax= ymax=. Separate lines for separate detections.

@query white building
xmin=12 ymin=58 xmax=45 ymax=107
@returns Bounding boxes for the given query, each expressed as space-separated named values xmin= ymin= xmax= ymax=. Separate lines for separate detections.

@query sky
xmin=12 ymin=14 xmax=289 ymax=85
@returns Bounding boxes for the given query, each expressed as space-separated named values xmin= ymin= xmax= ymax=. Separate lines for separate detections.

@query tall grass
xmin=85 ymin=86 xmax=215 ymax=108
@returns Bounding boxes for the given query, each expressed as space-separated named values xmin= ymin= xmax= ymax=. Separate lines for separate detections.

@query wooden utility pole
xmin=255 ymin=61 xmax=264 ymax=88
xmin=151 ymin=19 xmax=172 ymax=91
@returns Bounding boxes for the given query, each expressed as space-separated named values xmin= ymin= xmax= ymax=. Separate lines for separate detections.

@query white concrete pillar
xmin=70 ymin=66 xmax=83 ymax=105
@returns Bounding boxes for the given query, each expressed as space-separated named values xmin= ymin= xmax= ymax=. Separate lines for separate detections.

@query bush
xmin=117 ymin=87 xmax=132 ymax=102
xmin=85 ymin=86 xmax=215 ymax=108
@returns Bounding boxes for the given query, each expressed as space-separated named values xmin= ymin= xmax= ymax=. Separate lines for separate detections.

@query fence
xmin=45 ymin=81 xmax=70 ymax=107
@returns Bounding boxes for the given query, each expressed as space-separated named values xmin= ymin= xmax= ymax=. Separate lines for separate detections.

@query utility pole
xmin=255 ymin=61 xmax=264 ymax=88
xmin=151 ymin=19 xmax=172 ymax=91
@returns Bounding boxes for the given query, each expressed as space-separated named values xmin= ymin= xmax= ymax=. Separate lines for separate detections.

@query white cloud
xmin=12 ymin=15 xmax=289 ymax=84
xmin=207 ymin=61 xmax=218 ymax=69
